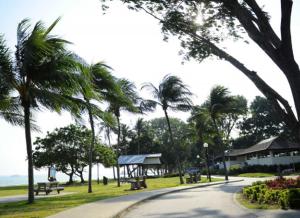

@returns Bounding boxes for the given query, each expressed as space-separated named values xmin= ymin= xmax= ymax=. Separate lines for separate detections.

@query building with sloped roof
xmin=117 ymin=153 xmax=162 ymax=178
xmin=216 ymin=137 xmax=300 ymax=169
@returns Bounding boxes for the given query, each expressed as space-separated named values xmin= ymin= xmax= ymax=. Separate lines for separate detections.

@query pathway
xmin=124 ymin=177 xmax=300 ymax=218
xmin=0 ymin=192 xmax=75 ymax=203
xmin=47 ymin=180 xmax=234 ymax=218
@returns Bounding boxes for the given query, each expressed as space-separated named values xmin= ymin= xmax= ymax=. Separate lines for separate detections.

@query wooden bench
xmin=128 ymin=177 xmax=147 ymax=190
xmin=186 ymin=174 xmax=201 ymax=184
xmin=34 ymin=182 xmax=64 ymax=195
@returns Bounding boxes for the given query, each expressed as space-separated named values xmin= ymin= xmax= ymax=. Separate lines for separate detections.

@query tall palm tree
xmin=135 ymin=118 xmax=144 ymax=154
xmin=142 ymin=75 xmax=193 ymax=184
xmin=0 ymin=18 xmax=82 ymax=203
xmin=108 ymin=78 xmax=140 ymax=186
xmin=77 ymin=61 xmax=118 ymax=193
xmin=203 ymin=85 xmax=236 ymax=181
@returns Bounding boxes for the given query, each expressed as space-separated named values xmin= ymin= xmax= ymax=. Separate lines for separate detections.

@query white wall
xmin=246 ymin=155 xmax=300 ymax=166
xmin=218 ymin=154 xmax=300 ymax=170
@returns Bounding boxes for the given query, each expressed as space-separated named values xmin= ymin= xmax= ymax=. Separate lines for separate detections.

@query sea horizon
xmin=0 ymin=165 xmax=115 ymax=187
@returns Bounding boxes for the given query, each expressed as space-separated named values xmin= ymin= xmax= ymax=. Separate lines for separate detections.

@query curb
xmin=115 ymin=179 xmax=244 ymax=218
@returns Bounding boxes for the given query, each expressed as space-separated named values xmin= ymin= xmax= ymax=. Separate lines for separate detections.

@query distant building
xmin=216 ymin=137 xmax=300 ymax=169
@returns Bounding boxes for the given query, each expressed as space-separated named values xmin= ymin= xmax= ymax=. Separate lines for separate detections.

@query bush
xmin=217 ymin=163 xmax=300 ymax=176
xmin=287 ymin=188 xmax=300 ymax=209
xmin=242 ymin=177 xmax=300 ymax=209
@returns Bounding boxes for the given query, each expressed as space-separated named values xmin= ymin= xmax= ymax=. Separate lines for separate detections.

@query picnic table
xmin=34 ymin=182 xmax=64 ymax=195
xmin=186 ymin=174 xmax=201 ymax=184
xmin=128 ymin=177 xmax=147 ymax=190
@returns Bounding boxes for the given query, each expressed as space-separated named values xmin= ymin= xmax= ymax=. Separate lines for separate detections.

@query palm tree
xmin=135 ymin=118 xmax=144 ymax=154
xmin=142 ymin=75 xmax=193 ymax=184
xmin=77 ymin=61 xmax=118 ymax=193
xmin=202 ymin=85 xmax=237 ymax=181
xmin=108 ymin=78 xmax=140 ymax=186
xmin=0 ymin=18 xmax=82 ymax=203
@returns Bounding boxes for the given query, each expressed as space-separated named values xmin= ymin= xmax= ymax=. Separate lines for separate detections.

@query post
xmin=96 ymin=156 xmax=100 ymax=184
xmin=97 ymin=162 xmax=99 ymax=184
xmin=204 ymin=143 xmax=211 ymax=182
xmin=117 ymin=165 xmax=120 ymax=187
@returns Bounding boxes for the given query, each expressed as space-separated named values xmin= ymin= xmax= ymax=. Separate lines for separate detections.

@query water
xmin=0 ymin=165 xmax=114 ymax=187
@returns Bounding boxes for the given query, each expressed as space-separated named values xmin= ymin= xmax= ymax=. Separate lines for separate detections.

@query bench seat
xmin=34 ymin=182 xmax=64 ymax=195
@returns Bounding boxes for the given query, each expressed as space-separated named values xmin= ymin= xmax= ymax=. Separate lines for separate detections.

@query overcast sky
xmin=0 ymin=0 xmax=299 ymax=176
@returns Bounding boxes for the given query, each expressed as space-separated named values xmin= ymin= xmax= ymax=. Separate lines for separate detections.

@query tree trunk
xmin=116 ymin=115 xmax=121 ymax=187
xmin=112 ymin=166 xmax=116 ymax=180
xmin=87 ymin=103 xmax=95 ymax=193
xmin=80 ymin=172 xmax=85 ymax=184
xmin=24 ymin=104 xmax=34 ymax=203
xmin=137 ymin=129 xmax=141 ymax=155
xmin=221 ymin=151 xmax=228 ymax=180
xmin=187 ymin=31 xmax=300 ymax=139
xmin=68 ymin=172 xmax=74 ymax=184
xmin=117 ymin=165 xmax=120 ymax=186
xmin=163 ymin=110 xmax=184 ymax=184
xmin=212 ymin=119 xmax=228 ymax=181
xmin=285 ymin=71 xmax=300 ymax=140
xmin=107 ymin=128 xmax=116 ymax=180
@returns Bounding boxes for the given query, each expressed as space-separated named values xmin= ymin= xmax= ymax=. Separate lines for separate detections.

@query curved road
xmin=124 ymin=178 xmax=300 ymax=218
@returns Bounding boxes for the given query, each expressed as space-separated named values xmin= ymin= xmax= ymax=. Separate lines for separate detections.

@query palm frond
xmin=44 ymin=17 xmax=61 ymax=36
xmin=144 ymin=74 xmax=193 ymax=113
xmin=141 ymin=82 xmax=159 ymax=99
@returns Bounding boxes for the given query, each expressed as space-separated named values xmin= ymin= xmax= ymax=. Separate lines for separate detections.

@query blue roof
xmin=118 ymin=153 xmax=161 ymax=165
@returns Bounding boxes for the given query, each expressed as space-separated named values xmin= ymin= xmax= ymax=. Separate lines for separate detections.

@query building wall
xmin=218 ymin=154 xmax=300 ymax=169
xmin=246 ymin=155 xmax=300 ymax=166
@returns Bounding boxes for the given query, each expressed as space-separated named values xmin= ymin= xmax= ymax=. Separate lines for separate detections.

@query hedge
xmin=242 ymin=177 xmax=300 ymax=209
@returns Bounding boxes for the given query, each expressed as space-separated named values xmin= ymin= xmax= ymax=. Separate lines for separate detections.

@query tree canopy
xmin=33 ymin=124 xmax=116 ymax=183
xmin=102 ymin=0 xmax=300 ymax=140
xmin=234 ymin=96 xmax=289 ymax=148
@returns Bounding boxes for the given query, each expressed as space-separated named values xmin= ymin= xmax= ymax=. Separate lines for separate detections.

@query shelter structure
xmin=117 ymin=153 xmax=162 ymax=179
xmin=216 ymin=137 xmax=300 ymax=169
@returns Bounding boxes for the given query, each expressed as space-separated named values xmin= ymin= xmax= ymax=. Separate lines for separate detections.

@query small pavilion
xmin=117 ymin=153 xmax=162 ymax=179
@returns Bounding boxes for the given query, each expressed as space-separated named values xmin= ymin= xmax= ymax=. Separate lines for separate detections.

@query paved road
xmin=124 ymin=178 xmax=300 ymax=218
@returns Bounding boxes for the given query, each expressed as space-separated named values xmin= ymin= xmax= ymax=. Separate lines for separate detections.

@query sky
xmin=0 ymin=0 xmax=299 ymax=177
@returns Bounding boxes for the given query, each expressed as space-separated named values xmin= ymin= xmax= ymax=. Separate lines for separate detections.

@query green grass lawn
xmin=237 ymin=173 xmax=275 ymax=178
xmin=0 ymin=177 xmax=222 ymax=218
xmin=0 ymin=185 xmax=28 ymax=197
xmin=235 ymin=192 xmax=280 ymax=210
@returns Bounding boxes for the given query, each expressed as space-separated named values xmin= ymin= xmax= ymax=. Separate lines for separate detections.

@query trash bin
xmin=103 ymin=176 xmax=108 ymax=185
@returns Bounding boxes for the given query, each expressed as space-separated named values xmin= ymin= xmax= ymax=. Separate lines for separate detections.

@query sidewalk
xmin=0 ymin=192 xmax=75 ymax=203
xmin=48 ymin=179 xmax=242 ymax=218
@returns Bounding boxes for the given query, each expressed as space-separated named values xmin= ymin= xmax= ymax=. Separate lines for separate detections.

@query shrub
xmin=242 ymin=177 xmax=300 ymax=209
xmin=287 ymin=188 xmax=300 ymax=209
xmin=278 ymin=190 xmax=289 ymax=209
xmin=218 ymin=163 xmax=300 ymax=176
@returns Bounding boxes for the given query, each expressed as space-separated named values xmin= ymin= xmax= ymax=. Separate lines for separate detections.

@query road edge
xmin=114 ymin=179 xmax=244 ymax=218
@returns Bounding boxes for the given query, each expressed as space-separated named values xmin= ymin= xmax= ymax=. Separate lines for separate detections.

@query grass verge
xmin=235 ymin=192 xmax=280 ymax=210
xmin=237 ymin=173 xmax=275 ymax=178
xmin=0 ymin=177 xmax=222 ymax=218
xmin=0 ymin=185 xmax=28 ymax=197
